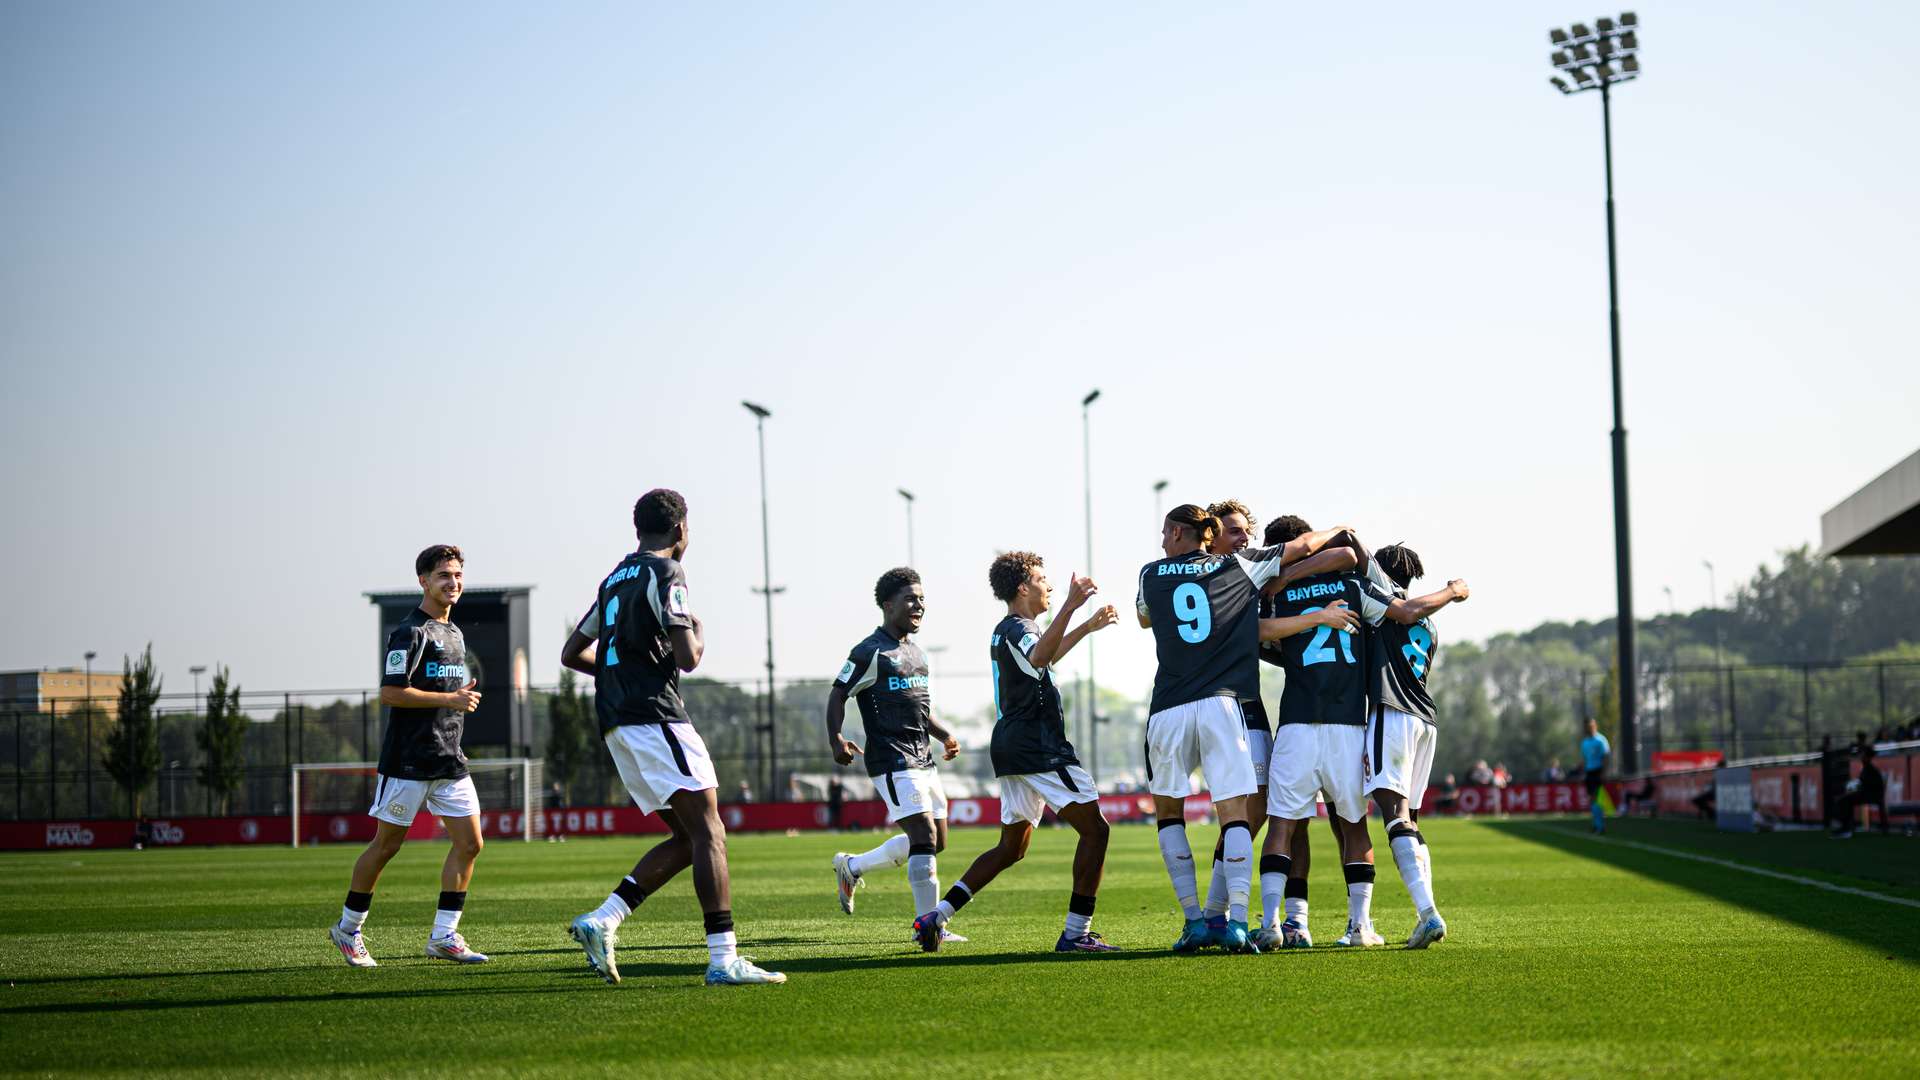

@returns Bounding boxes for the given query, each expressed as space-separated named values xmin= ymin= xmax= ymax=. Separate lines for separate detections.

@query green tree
xmin=104 ymin=644 xmax=163 ymax=817
xmin=194 ymin=666 xmax=247 ymax=815
xmin=546 ymin=668 xmax=593 ymax=802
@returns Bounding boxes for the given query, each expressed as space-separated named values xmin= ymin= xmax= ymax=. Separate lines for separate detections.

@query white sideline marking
xmin=1528 ymin=824 xmax=1920 ymax=910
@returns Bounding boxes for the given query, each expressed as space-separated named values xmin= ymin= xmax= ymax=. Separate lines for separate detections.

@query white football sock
xmin=431 ymin=908 xmax=462 ymax=937
xmin=1392 ymin=834 xmax=1436 ymax=915
xmin=1285 ymin=896 xmax=1308 ymax=924
xmin=706 ymin=930 xmax=737 ymax=967
xmin=1260 ymin=873 xmax=1285 ymax=927
xmin=590 ymin=892 xmax=632 ymax=926
xmin=1222 ymin=828 xmax=1254 ymax=924
xmin=1064 ymin=911 xmax=1092 ymax=936
xmin=339 ymin=905 xmax=368 ymax=933
xmin=1346 ymin=881 xmax=1373 ymax=929
xmin=907 ymin=854 xmax=940 ymax=916
xmin=1157 ymin=824 xmax=1202 ymax=920
xmin=850 ymin=834 xmax=912 ymax=877
xmin=1203 ymin=859 xmax=1229 ymax=917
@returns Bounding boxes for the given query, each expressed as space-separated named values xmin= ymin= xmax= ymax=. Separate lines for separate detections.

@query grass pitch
xmin=3 ymin=817 xmax=1916 ymax=1078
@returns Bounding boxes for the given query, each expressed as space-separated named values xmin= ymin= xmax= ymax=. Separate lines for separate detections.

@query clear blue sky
xmin=4 ymin=2 xmax=1916 ymax=714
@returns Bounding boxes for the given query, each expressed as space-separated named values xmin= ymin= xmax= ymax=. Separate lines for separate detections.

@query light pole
xmin=1080 ymin=388 xmax=1101 ymax=782
xmin=84 ymin=650 xmax=96 ymax=816
xmin=898 ymin=488 xmax=916 ymax=567
xmin=1703 ymin=559 xmax=1724 ymax=669
xmin=742 ymin=401 xmax=786 ymax=799
xmin=191 ymin=665 xmax=207 ymax=707
xmin=1153 ymin=479 xmax=1168 ymax=519
xmin=1549 ymin=12 xmax=1641 ymax=773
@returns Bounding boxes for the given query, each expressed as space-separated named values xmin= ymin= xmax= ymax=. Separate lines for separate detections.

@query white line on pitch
xmin=1519 ymin=823 xmax=1920 ymax=910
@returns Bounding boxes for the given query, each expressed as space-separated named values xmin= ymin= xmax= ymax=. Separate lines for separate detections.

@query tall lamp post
xmin=1549 ymin=12 xmax=1641 ymax=774
xmin=742 ymin=401 xmax=785 ymax=799
xmin=1080 ymin=389 xmax=1101 ymax=781
xmin=898 ymin=488 xmax=917 ymax=567
xmin=190 ymin=665 xmax=209 ymax=816
xmin=83 ymin=650 xmax=96 ymax=816
xmin=1153 ymin=479 xmax=1168 ymax=519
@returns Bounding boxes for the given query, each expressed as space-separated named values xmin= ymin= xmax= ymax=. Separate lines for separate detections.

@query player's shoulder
xmin=848 ymin=627 xmax=889 ymax=657
xmin=1236 ymin=543 xmax=1288 ymax=564
xmin=386 ymin=607 xmax=427 ymax=640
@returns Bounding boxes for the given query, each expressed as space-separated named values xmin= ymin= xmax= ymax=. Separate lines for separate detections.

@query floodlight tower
xmin=1548 ymin=13 xmax=1642 ymax=774
xmin=742 ymin=401 xmax=785 ymax=797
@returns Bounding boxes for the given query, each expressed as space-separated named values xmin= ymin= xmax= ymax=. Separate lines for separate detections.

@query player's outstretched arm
xmin=1030 ymin=573 xmax=1105 ymax=668
xmin=1259 ymin=601 xmax=1360 ymax=641
xmin=1278 ymin=526 xmax=1359 ymax=566
xmin=824 ymin=684 xmax=862 ymax=765
xmin=1384 ymin=579 xmax=1469 ymax=625
xmin=1273 ymin=544 xmax=1361 ymax=591
xmin=1051 ymin=603 xmax=1119 ymax=666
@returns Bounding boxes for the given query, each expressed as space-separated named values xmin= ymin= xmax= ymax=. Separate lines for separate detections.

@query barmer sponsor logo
xmin=424 ymin=661 xmax=468 ymax=680
xmin=888 ymin=675 xmax=929 ymax=691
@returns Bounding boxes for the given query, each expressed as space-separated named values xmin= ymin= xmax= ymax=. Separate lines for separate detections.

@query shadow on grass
xmin=1482 ymin=818 xmax=1920 ymax=964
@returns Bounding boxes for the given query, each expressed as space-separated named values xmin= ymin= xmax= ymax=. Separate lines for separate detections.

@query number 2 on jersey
xmin=1300 ymin=605 xmax=1354 ymax=665
xmin=602 ymin=595 xmax=621 ymax=667
xmin=1173 ymin=582 xmax=1212 ymax=643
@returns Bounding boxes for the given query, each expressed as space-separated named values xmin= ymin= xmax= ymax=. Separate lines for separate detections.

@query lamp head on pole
xmin=1546 ymin=14 xmax=1641 ymax=94
xmin=1081 ymin=389 xmax=1101 ymax=408
xmin=897 ymin=488 xmax=915 ymax=503
xmin=741 ymin=400 xmax=771 ymax=420
xmin=85 ymin=651 xmax=97 ymax=662
xmin=1153 ymin=479 xmax=1169 ymax=495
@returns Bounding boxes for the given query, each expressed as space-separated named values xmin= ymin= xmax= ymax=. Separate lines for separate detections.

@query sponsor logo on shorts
xmin=385 ymin=650 xmax=408 ymax=675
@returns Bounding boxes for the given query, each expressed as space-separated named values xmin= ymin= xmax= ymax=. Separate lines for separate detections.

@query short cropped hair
xmin=1207 ymin=499 xmax=1257 ymax=534
xmin=415 ymin=544 xmax=464 ymax=577
xmin=1264 ymin=515 xmax=1311 ymax=546
xmin=634 ymin=489 xmax=688 ymax=536
xmin=874 ymin=566 xmax=921 ymax=607
xmin=1375 ymin=543 xmax=1425 ymax=589
xmin=1165 ymin=504 xmax=1221 ymax=547
xmin=989 ymin=551 xmax=1043 ymax=602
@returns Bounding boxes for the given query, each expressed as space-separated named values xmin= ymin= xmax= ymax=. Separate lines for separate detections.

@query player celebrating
xmin=1257 ymin=542 xmax=1390 ymax=951
xmin=562 ymin=489 xmax=785 ymax=987
xmin=828 ymin=568 xmax=963 ymax=945
xmin=329 ymin=544 xmax=489 ymax=968
xmin=1135 ymin=504 xmax=1345 ymax=954
xmin=912 ymin=552 xmax=1121 ymax=953
xmin=1359 ymin=543 xmax=1467 ymax=948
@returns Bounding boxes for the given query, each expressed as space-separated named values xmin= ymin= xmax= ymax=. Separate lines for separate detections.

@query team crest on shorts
xmin=389 ymin=802 xmax=408 ymax=817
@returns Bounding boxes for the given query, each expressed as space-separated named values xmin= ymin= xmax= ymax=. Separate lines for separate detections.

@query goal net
xmin=291 ymin=758 xmax=546 ymax=847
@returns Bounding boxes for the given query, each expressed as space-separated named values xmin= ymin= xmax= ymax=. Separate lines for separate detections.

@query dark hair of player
xmin=1207 ymin=499 xmax=1256 ymax=534
xmin=1375 ymin=543 xmax=1425 ymax=589
xmin=414 ymin=544 xmax=463 ymax=577
xmin=633 ymin=488 xmax=688 ymax=537
xmin=988 ymin=551 xmax=1043 ymax=602
xmin=1165 ymin=504 xmax=1220 ymax=547
xmin=874 ymin=566 xmax=922 ymax=607
xmin=1263 ymin=514 xmax=1312 ymax=546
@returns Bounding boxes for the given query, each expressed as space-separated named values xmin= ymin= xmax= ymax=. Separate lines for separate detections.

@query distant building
xmin=0 ymin=668 xmax=126 ymax=715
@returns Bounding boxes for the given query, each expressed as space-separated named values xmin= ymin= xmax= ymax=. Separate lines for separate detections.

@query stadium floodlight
xmin=1541 ymin=12 xmax=1645 ymax=774
xmin=741 ymin=400 xmax=782 ymax=797
xmin=1552 ymin=50 xmax=1571 ymax=67
xmin=1079 ymin=387 xmax=1102 ymax=781
xmin=1550 ymin=27 xmax=1570 ymax=45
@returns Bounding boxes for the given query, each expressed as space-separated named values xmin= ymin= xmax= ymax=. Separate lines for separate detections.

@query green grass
xmin=2 ymin=817 xmax=1916 ymax=1078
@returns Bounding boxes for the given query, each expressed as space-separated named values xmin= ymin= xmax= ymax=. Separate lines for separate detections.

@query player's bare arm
xmin=1030 ymin=574 xmax=1117 ymax=668
xmin=1259 ymin=601 xmax=1360 ymax=641
xmin=824 ymin=684 xmax=862 ymax=765
xmin=1273 ymin=544 xmax=1362 ymax=591
xmin=669 ymin=616 xmax=703 ymax=672
xmin=1277 ymin=526 xmax=1358 ymax=566
xmin=1385 ymin=580 xmax=1469 ymax=625
xmin=560 ymin=629 xmax=597 ymax=675
xmin=379 ymin=681 xmax=480 ymax=713
xmin=1052 ymin=603 xmax=1120 ymax=664
xmin=926 ymin=715 xmax=961 ymax=760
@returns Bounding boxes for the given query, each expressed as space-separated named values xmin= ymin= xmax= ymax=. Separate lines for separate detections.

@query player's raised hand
xmin=1313 ymin=601 xmax=1360 ymax=633
xmin=446 ymin=680 xmax=482 ymax=713
xmin=1065 ymin=572 xmax=1096 ymax=609
xmin=830 ymin=735 xmax=862 ymax=766
xmin=1085 ymin=603 xmax=1120 ymax=632
xmin=1448 ymin=579 xmax=1470 ymax=603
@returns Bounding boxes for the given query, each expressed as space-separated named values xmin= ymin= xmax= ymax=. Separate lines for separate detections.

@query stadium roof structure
xmin=1821 ymin=448 xmax=1920 ymax=556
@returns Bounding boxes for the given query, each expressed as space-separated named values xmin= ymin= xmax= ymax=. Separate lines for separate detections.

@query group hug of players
xmin=326 ymin=489 xmax=1466 ymax=986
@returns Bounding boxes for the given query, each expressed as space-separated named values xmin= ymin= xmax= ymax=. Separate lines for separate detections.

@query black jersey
xmin=377 ymin=607 xmax=471 ymax=780
xmin=836 ymin=628 xmax=934 ymax=776
xmin=988 ymin=614 xmax=1077 ymax=776
xmin=1361 ymin=577 xmax=1439 ymax=723
xmin=1266 ymin=573 xmax=1387 ymax=727
xmin=1136 ymin=546 xmax=1289 ymax=715
xmin=575 ymin=551 xmax=695 ymax=731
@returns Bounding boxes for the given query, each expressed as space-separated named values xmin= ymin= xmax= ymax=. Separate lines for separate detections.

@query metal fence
xmin=5 ymin=659 xmax=1915 ymax=821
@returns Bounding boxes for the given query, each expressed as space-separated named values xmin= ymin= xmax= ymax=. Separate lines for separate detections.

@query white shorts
xmin=999 ymin=765 xmax=1099 ymax=826
xmin=1247 ymin=727 xmax=1273 ymax=789
xmin=605 ymin=723 xmax=718 ymax=814
xmin=370 ymin=774 xmax=480 ymax=826
xmin=1146 ymin=696 xmax=1259 ymax=801
xmin=1366 ymin=705 xmax=1437 ymax=809
xmin=878 ymin=767 xmax=948 ymax=822
xmin=1267 ymin=723 xmax=1368 ymax=823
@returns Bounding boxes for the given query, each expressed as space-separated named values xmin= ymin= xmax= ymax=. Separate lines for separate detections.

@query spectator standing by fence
xmin=1580 ymin=720 xmax=1610 ymax=835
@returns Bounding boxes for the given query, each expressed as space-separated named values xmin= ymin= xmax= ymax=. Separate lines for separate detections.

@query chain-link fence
xmin=6 ymin=660 xmax=1915 ymax=821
